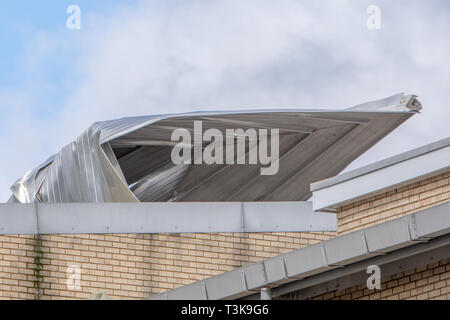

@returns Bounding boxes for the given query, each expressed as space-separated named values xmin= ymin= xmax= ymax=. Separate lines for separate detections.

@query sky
xmin=0 ymin=0 xmax=449 ymax=202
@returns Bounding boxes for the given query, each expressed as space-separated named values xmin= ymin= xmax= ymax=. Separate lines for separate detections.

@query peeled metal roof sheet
xmin=10 ymin=93 xmax=421 ymax=203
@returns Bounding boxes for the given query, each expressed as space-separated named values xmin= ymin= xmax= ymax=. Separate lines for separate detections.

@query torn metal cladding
xmin=9 ymin=93 xmax=421 ymax=204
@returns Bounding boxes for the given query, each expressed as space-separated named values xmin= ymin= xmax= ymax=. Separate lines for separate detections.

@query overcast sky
xmin=0 ymin=0 xmax=449 ymax=202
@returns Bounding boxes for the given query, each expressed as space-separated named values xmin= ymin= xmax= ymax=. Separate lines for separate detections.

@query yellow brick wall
xmin=337 ymin=171 xmax=450 ymax=234
xmin=1 ymin=170 xmax=448 ymax=300
xmin=0 ymin=231 xmax=335 ymax=300
xmin=305 ymin=258 xmax=450 ymax=300
xmin=0 ymin=235 xmax=36 ymax=300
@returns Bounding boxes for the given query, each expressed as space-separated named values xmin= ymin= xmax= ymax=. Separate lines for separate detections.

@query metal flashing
xmin=149 ymin=202 xmax=450 ymax=300
xmin=311 ymin=137 xmax=450 ymax=192
xmin=323 ymin=231 xmax=373 ymax=266
xmin=311 ymin=139 xmax=450 ymax=211
xmin=0 ymin=201 xmax=336 ymax=235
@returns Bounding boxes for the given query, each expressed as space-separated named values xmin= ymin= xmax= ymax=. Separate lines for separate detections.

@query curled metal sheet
xmin=10 ymin=93 xmax=421 ymax=203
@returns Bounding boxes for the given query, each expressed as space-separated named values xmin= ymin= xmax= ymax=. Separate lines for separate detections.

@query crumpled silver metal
xmin=10 ymin=116 xmax=163 ymax=203
xmin=9 ymin=93 xmax=421 ymax=203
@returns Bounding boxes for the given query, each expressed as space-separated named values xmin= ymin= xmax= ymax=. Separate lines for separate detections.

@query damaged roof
xmin=10 ymin=93 xmax=421 ymax=203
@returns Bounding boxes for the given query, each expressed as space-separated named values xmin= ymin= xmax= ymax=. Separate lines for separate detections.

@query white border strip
xmin=312 ymin=144 xmax=450 ymax=211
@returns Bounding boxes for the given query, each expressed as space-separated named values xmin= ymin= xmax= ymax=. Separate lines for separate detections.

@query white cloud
xmin=1 ymin=0 xmax=450 ymax=201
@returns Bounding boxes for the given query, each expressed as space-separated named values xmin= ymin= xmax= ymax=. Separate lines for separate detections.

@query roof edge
xmin=311 ymin=137 xmax=450 ymax=192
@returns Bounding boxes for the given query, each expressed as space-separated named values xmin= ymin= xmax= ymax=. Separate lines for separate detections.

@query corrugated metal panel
xmin=10 ymin=93 xmax=420 ymax=203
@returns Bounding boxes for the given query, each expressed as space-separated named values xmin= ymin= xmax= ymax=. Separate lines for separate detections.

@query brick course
xmin=302 ymin=258 xmax=450 ymax=300
xmin=337 ymin=171 xmax=450 ymax=234
xmin=1 ymin=169 xmax=448 ymax=300
xmin=0 ymin=231 xmax=334 ymax=299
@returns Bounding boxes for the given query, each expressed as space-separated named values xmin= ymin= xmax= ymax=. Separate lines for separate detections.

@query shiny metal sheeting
xmin=9 ymin=93 xmax=421 ymax=203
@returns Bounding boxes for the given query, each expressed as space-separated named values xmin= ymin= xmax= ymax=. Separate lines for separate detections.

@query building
xmin=152 ymin=137 xmax=449 ymax=300
xmin=0 ymin=94 xmax=448 ymax=300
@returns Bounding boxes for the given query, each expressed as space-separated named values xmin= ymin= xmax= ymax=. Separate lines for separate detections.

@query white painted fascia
xmin=311 ymin=142 xmax=450 ymax=212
